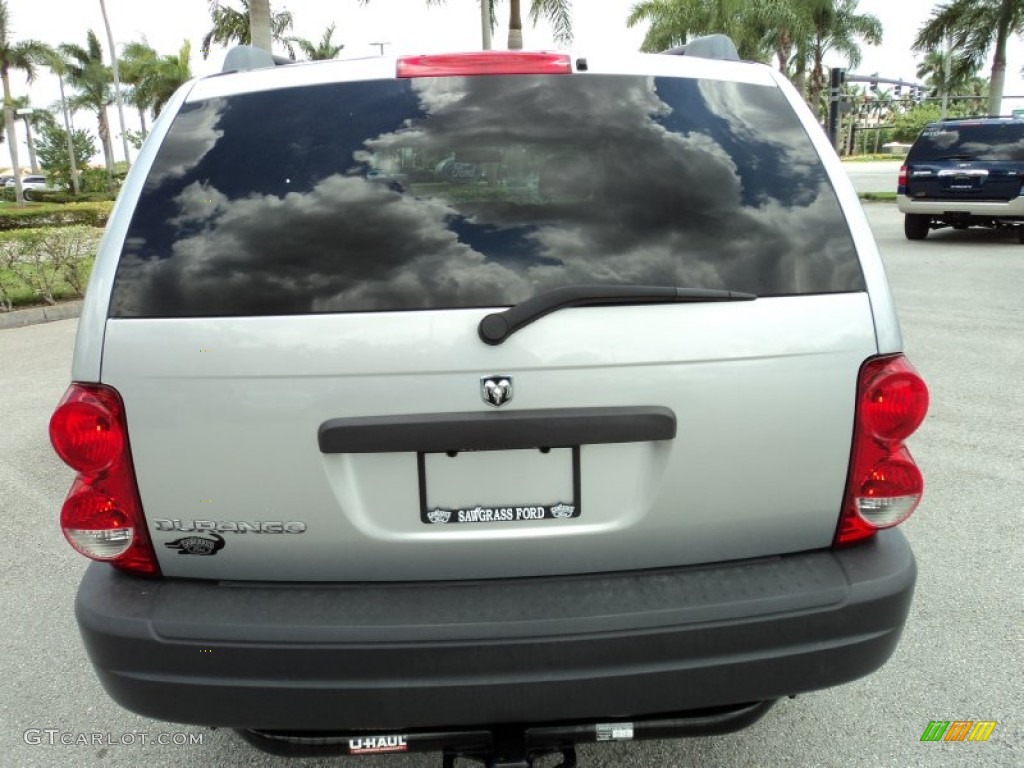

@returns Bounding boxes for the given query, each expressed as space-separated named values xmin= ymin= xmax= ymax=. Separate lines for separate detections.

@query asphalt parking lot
xmin=0 ymin=202 xmax=1020 ymax=768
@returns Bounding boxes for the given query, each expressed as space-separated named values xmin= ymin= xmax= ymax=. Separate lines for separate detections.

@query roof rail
xmin=662 ymin=34 xmax=739 ymax=62
xmin=222 ymin=45 xmax=295 ymax=73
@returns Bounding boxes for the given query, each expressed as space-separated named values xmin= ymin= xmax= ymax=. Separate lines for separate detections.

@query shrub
xmin=0 ymin=226 xmax=100 ymax=309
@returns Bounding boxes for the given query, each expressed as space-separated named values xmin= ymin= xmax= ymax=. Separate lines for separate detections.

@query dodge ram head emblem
xmin=481 ymin=375 xmax=513 ymax=407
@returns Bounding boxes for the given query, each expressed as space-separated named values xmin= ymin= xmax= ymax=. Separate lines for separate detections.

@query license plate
xmin=418 ymin=447 xmax=580 ymax=525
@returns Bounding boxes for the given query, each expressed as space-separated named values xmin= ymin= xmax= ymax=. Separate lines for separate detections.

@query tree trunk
xmin=775 ymin=29 xmax=791 ymax=77
xmin=507 ymin=0 xmax=523 ymax=50
xmin=100 ymin=0 xmax=132 ymax=169
xmin=250 ymin=0 xmax=273 ymax=53
xmin=98 ymin=107 xmax=115 ymax=189
xmin=480 ymin=0 xmax=492 ymax=50
xmin=1 ymin=66 xmax=25 ymax=205
xmin=138 ymin=107 xmax=148 ymax=139
xmin=988 ymin=24 xmax=1009 ymax=117
xmin=809 ymin=46 xmax=825 ymax=121
xmin=58 ymin=74 xmax=81 ymax=195
xmin=23 ymin=117 xmax=39 ymax=174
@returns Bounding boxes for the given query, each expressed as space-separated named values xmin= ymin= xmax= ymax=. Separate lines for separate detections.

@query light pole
xmin=15 ymin=108 xmax=39 ymax=175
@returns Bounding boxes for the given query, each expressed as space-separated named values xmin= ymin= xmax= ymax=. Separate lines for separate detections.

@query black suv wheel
xmin=904 ymin=214 xmax=930 ymax=241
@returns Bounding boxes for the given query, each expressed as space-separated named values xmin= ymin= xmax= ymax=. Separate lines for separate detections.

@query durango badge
xmin=481 ymin=375 xmax=513 ymax=407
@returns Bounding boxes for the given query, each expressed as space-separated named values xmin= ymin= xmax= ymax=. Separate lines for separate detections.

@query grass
xmin=842 ymin=154 xmax=908 ymax=162
xmin=859 ymin=192 xmax=898 ymax=202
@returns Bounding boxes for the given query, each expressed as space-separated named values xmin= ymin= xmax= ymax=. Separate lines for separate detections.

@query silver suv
xmin=51 ymin=40 xmax=928 ymax=766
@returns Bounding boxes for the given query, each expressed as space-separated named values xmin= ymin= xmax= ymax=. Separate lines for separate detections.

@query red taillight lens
xmin=836 ymin=355 xmax=929 ymax=546
xmin=898 ymin=165 xmax=908 ymax=188
xmin=49 ymin=397 xmax=124 ymax=474
xmin=397 ymin=52 xmax=572 ymax=78
xmin=860 ymin=357 xmax=929 ymax=442
xmin=49 ymin=384 xmax=159 ymax=576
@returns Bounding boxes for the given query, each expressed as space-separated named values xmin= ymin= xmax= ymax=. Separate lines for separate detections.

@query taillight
xmin=397 ymin=52 xmax=572 ymax=78
xmin=898 ymin=164 xmax=908 ymax=193
xmin=49 ymin=384 xmax=159 ymax=576
xmin=836 ymin=355 xmax=929 ymax=546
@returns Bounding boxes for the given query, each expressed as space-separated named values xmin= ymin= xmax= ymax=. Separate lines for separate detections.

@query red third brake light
xmin=836 ymin=355 xmax=929 ymax=546
xmin=49 ymin=384 xmax=159 ymax=576
xmin=398 ymin=52 xmax=572 ymax=78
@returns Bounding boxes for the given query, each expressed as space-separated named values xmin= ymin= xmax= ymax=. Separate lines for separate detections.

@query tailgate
xmin=907 ymin=163 xmax=1022 ymax=202
xmin=102 ymin=294 xmax=876 ymax=581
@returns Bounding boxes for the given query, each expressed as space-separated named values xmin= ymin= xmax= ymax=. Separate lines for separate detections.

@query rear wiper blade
xmin=478 ymin=284 xmax=756 ymax=345
xmin=938 ymin=154 xmax=975 ymax=160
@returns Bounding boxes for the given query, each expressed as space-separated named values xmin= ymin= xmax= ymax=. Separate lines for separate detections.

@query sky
xmin=6 ymin=0 xmax=1024 ymax=168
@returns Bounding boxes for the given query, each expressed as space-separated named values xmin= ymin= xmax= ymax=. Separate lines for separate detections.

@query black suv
xmin=898 ymin=117 xmax=1024 ymax=241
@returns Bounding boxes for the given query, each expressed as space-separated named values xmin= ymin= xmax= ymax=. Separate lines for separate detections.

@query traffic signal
xmin=870 ymin=74 xmax=878 ymax=93
xmin=895 ymin=83 xmax=902 ymax=97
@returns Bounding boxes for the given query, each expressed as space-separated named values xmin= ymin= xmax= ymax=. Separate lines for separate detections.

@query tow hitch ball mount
xmin=237 ymin=700 xmax=776 ymax=765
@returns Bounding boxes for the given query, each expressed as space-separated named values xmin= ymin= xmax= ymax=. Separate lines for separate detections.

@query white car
xmin=50 ymin=38 xmax=928 ymax=765
xmin=5 ymin=174 xmax=52 ymax=200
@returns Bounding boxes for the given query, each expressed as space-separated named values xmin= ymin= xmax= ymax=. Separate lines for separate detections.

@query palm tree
xmin=914 ymin=0 xmax=1024 ymax=117
xmin=45 ymin=50 xmax=81 ymax=194
xmin=358 ymin=1 xmax=573 ymax=50
xmin=60 ymin=30 xmax=117 ymax=187
xmin=0 ymin=0 xmax=50 ymax=204
xmin=151 ymin=41 xmax=193 ymax=115
xmin=201 ymin=1 xmax=294 ymax=59
xmin=625 ymin=0 xmax=769 ymax=60
xmin=249 ymin=0 xmax=272 ymax=52
xmin=916 ymin=48 xmax=949 ymax=98
xmin=796 ymin=0 xmax=882 ymax=120
xmin=99 ymin=0 xmax=130 ymax=168
xmin=120 ymin=40 xmax=158 ymax=136
xmin=121 ymin=40 xmax=194 ymax=138
xmin=915 ymin=46 xmax=982 ymax=105
xmin=512 ymin=0 xmax=573 ymax=49
xmin=287 ymin=23 xmax=344 ymax=61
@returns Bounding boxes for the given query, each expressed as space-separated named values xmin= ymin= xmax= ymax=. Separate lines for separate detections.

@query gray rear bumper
xmin=76 ymin=530 xmax=916 ymax=730
xmin=897 ymin=193 xmax=1024 ymax=216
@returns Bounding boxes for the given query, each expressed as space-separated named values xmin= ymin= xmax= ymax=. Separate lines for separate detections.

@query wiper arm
xmin=939 ymin=154 xmax=975 ymax=160
xmin=478 ymin=284 xmax=756 ymax=346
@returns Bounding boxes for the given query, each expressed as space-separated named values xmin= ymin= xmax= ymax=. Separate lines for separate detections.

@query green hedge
xmin=0 ymin=201 xmax=114 ymax=231
xmin=22 ymin=190 xmax=118 ymax=204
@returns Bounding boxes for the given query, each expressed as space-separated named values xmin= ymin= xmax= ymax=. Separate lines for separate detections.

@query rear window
xmin=110 ymin=74 xmax=864 ymax=318
xmin=909 ymin=121 xmax=1024 ymax=162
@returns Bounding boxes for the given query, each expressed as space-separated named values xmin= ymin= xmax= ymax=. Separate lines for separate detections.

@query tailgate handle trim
xmin=318 ymin=407 xmax=676 ymax=454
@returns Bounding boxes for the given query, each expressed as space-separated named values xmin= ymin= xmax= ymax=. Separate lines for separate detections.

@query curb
xmin=0 ymin=300 xmax=82 ymax=331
